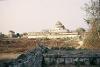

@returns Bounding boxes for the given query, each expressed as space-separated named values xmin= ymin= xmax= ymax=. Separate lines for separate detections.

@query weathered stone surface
xmin=9 ymin=46 xmax=44 ymax=67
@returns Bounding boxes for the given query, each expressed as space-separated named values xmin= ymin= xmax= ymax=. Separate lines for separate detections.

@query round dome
xmin=48 ymin=21 xmax=69 ymax=32
xmin=55 ymin=21 xmax=64 ymax=28
xmin=55 ymin=21 xmax=63 ymax=26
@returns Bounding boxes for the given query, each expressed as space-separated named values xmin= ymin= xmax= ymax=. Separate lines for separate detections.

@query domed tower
xmin=52 ymin=21 xmax=69 ymax=32
xmin=55 ymin=21 xmax=66 ymax=30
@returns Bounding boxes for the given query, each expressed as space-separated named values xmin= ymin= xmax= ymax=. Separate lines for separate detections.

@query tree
xmin=83 ymin=0 xmax=100 ymax=49
xmin=76 ymin=28 xmax=86 ymax=34
xmin=76 ymin=28 xmax=86 ymax=40
xmin=16 ymin=33 xmax=21 ymax=38
xmin=0 ymin=32 xmax=4 ymax=39
xmin=84 ymin=0 xmax=100 ymax=32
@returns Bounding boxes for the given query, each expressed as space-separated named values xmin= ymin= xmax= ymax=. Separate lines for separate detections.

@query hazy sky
xmin=0 ymin=0 xmax=89 ymax=33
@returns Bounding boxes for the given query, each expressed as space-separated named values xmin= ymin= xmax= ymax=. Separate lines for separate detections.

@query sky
xmin=0 ymin=0 xmax=89 ymax=33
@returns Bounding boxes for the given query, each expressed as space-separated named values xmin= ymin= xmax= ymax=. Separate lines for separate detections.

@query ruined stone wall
xmin=9 ymin=47 xmax=43 ymax=67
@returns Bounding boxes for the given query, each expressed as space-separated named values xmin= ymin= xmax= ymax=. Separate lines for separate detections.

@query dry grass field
xmin=0 ymin=38 xmax=80 ymax=53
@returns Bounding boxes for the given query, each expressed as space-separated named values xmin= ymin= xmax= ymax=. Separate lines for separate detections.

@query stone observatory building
xmin=49 ymin=21 xmax=69 ymax=32
xmin=27 ymin=21 xmax=79 ymax=39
